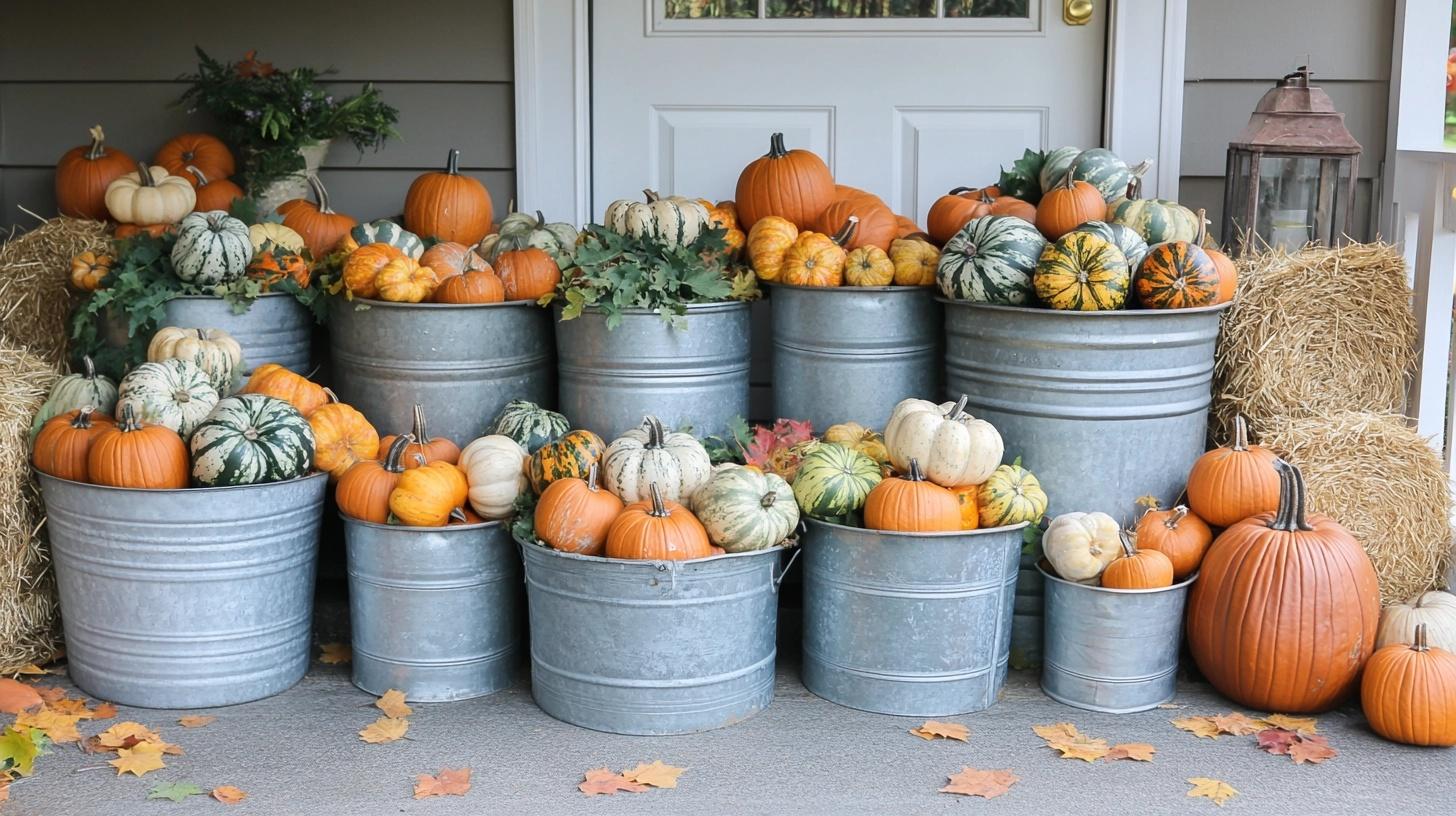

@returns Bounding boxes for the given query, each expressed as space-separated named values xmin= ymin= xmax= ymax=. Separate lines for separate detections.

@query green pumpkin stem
xmin=642 ymin=189 xmax=660 ymax=203
xmin=449 ymin=507 xmax=468 ymax=523
xmin=1268 ymin=460 xmax=1313 ymax=533
xmin=761 ymin=490 xmax=778 ymax=509
xmin=118 ymin=402 xmax=142 ymax=432
xmin=444 ymin=148 xmax=462 ymax=176
xmin=306 ymin=174 xmax=334 ymax=214
xmin=766 ymin=132 xmax=788 ymax=159
xmin=1413 ymin=623 xmax=1430 ymax=652
xmin=534 ymin=210 xmax=547 ymax=228
xmin=641 ymin=415 xmax=665 ymax=449
xmin=647 ymin=482 xmax=670 ymax=518
xmin=72 ymin=405 xmax=96 ymax=429
xmin=1117 ymin=529 xmax=1138 ymax=559
xmin=410 ymin=404 xmax=435 ymax=445
xmin=948 ymin=186 xmax=976 ymax=196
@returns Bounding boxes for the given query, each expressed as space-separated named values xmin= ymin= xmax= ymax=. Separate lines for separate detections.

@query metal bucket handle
xmin=772 ymin=547 xmax=801 ymax=593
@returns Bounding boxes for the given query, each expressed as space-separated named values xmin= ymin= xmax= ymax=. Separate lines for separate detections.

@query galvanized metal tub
xmin=162 ymin=292 xmax=314 ymax=375
xmin=769 ymin=284 xmax=942 ymax=430
xmin=801 ymin=518 xmax=1028 ymax=716
xmin=38 ymin=472 xmax=326 ymax=708
xmin=1039 ymin=563 xmax=1195 ymax=713
xmin=1009 ymin=551 xmax=1045 ymax=670
xmin=343 ymin=516 xmax=523 ymax=702
xmin=519 ymin=540 xmax=793 ymax=735
xmin=943 ymin=301 xmax=1227 ymax=518
xmin=554 ymin=301 xmax=750 ymax=439
xmin=329 ymin=298 xmax=555 ymax=445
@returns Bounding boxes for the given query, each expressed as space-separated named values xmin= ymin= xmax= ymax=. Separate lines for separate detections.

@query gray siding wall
xmin=0 ymin=0 xmax=515 ymax=230
xmin=1179 ymin=0 xmax=1393 ymax=243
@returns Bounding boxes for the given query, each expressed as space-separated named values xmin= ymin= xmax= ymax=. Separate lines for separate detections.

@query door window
xmin=658 ymin=0 xmax=1036 ymax=31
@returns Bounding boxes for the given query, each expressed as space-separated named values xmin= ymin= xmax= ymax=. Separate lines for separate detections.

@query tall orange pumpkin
xmin=1186 ymin=461 xmax=1381 ymax=713
xmin=1360 ymin=624 xmax=1456 ymax=747
xmin=33 ymin=407 xmax=115 ymax=482
xmin=735 ymin=132 xmax=835 ymax=231
xmin=56 ymin=125 xmax=135 ymax=221
xmin=1034 ymin=175 xmax=1107 ymax=241
xmin=86 ymin=404 xmax=190 ymax=489
xmin=1185 ymin=415 xmax=1282 ymax=528
xmin=154 ymin=133 xmax=235 ymax=182
xmin=815 ymin=197 xmax=897 ymax=251
xmin=403 ymin=149 xmax=494 ymax=245
xmin=277 ymin=175 xmax=357 ymax=258
xmin=184 ymin=166 xmax=245 ymax=213
xmin=605 ymin=483 xmax=713 ymax=560
xmin=495 ymin=247 xmax=561 ymax=301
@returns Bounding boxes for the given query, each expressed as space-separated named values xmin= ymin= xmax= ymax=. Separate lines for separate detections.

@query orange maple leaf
xmin=94 ymin=721 xmax=163 ymax=750
xmin=35 ymin=686 xmax=66 ymax=704
xmin=0 ymin=679 xmax=42 ymax=714
xmin=1211 ymin=712 xmax=1267 ymax=736
xmin=16 ymin=708 xmax=82 ymax=744
xmin=1171 ymin=716 xmax=1223 ymax=739
xmin=910 ymin=721 xmax=970 ymax=742
xmin=1187 ymin=777 xmax=1238 ymax=806
xmin=110 ymin=742 xmax=166 ymax=777
xmin=359 ymin=717 xmax=409 ymax=744
xmin=1287 ymin=735 xmax=1338 ymax=765
xmin=211 ymin=786 xmax=247 ymax=805
xmin=414 ymin=768 xmax=472 ymax=799
xmin=939 ymin=766 xmax=1019 ymax=799
xmin=578 ymin=768 xmax=649 ymax=796
xmin=1264 ymin=714 xmax=1318 ymax=736
xmin=1104 ymin=743 xmax=1156 ymax=762
xmin=178 ymin=715 xmax=216 ymax=728
xmin=375 ymin=689 xmax=413 ymax=719
xmin=622 ymin=760 xmax=685 ymax=789
xmin=319 ymin=643 xmax=352 ymax=665
xmin=0 ymin=776 xmax=10 ymax=803
xmin=89 ymin=702 xmax=118 ymax=720
xmin=1032 ymin=722 xmax=1108 ymax=761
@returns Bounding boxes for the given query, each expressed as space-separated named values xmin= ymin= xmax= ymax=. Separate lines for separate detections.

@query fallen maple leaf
xmin=211 ymin=786 xmax=247 ymax=805
xmin=46 ymin=698 xmax=89 ymax=717
xmin=110 ymin=742 xmax=166 ymax=777
xmin=578 ymin=768 xmax=649 ymax=796
xmin=319 ymin=642 xmax=352 ymax=665
xmin=14 ymin=664 xmax=46 ymax=676
xmin=0 ymin=726 xmax=39 ymax=777
xmin=1256 ymin=728 xmax=1299 ymax=755
xmin=939 ymin=766 xmax=1019 ymax=799
xmin=0 ymin=678 xmax=42 ymax=714
xmin=1264 ymin=714 xmax=1318 ymax=735
xmin=178 ymin=715 xmax=216 ymax=728
xmin=1187 ymin=777 xmax=1238 ymax=806
xmin=1288 ymin=735 xmax=1338 ymax=765
xmin=94 ymin=721 xmax=163 ymax=750
xmin=1171 ymin=716 xmax=1223 ymax=739
xmin=1032 ymin=722 xmax=1108 ymax=761
xmin=414 ymin=767 xmax=472 ymax=799
xmin=14 ymin=708 xmax=81 ymax=744
xmin=1211 ymin=712 xmax=1267 ymax=736
xmin=375 ymin=689 xmax=413 ymax=719
xmin=1031 ymin=722 xmax=1081 ymax=743
xmin=35 ymin=686 xmax=66 ymax=704
xmin=148 ymin=781 xmax=204 ymax=802
xmin=910 ymin=720 xmax=970 ymax=742
xmin=622 ymin=760 xmax=685 ymax=789
xmin=88 ymin=702 xmax=117 ymax=720
xmin=359 ymin=716 xmax=409 ymax=744
xmin=1104 ymin=743 xmax=1156 ymax=762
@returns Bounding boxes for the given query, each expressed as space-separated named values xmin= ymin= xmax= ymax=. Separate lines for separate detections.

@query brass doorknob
xmin=1064 ymin=0 xmax=1093 ymax=26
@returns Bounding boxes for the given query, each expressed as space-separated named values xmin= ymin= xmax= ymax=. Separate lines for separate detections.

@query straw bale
xmin=0 ymin=210 xmax=110 ymax=367
xmin=1262 ymin=411 xmax=1453 ymax=604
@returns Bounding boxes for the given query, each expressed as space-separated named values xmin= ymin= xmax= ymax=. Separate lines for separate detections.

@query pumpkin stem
xmin=534 ymin=210 xmax=547 ymax=228
xmin=449 ymin=507 xmax=468 ymax=523
xmin=948 ymin=186 xmax=976 ymax=196
xmin=382 ymin=434 xmax=411 ymax=474
xmin=306 ymin=174 xmax=334 ymax=214
xmin=766 ymin=132 xmax=788 ymax=159
xmin=1128 ymin=159 xmax=1154 ymax=180
xmin=761 ymin=490 xmax=778 ymax=509
xmin=642 ymin=189 xmax=660 ymax=203
xmin=1124 ymin=176 xmax=1143 ymax=202
xmin=647 ymin=482 xmax=670 ymax=518
xmin=905 ymin=458 xmax=928 ymax=482
xmin=1268 ymin=459 xmax=1314 ymax=533
xmin=1231 ymin=415 xmax=1251 ymax=452
xmin=831 ymin=216 xmax=859 ymax=247
xmin=186 ymin=165 xmax=210 ymax=187
xmin=980 ymin=191 xmax=995 ymax=205
xmin=118 ymin=403 xmax=142 ymax=433
xmin=322 ymin=387 xmax=339 ymax=404
xmin=1165 ymin=505 xmax=1189 ymax=529
xmin=1413 ymin=623 xmax=1430 ymax=652
xmin=80 ymin=355 xmax=97 ymax=381
xmin=946 ymin=394 xmax=970 ymax=420
xmin=1194 ymin=208 xmax=1209 ymax=246
xmin=585 ymin=461 xmax=602 ymax=492
xmin=641 ymin=415 xmax=665 ymax=449
xmin=72 ymin=406 xmax=96 ymax=429
xmin=85 ymin=125 xmax=108 ymax=161
xmin=1117 ymin=529 xmax=1138 ymax=559
xmin=410 ymin=404 xmax=432 ymax=445
xmin=134 ymin=161 xmax=156 ymax=188
xmin=444 ymin=148 xmax=462 ymax=175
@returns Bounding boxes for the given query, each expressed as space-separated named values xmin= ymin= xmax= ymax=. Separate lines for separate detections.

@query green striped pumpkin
xmin=691 ymin=465 xmax=799 ymax=552
xmin=1109 ymin=180 xmax=1200 ymax=244
xmin=480 ymin=210 xmax=579 ymax=264
xmin=350 ymin=220 xmax=424 ymax=259
xmin=604 ymin=190 xmax=710 ymax=249
xmin=1037 ymin=146 xmax=1084 ymax=192
xmin=489 ymin=399 xmax=569 ymax=454
xmin=527 ymin=429 xmax=605 ymax=494
xmin=190 ymin=394 xmax=315 ymax=486
xmin=792 ymin=443 xmax=882 ymax=521
xmin=936 ymin=215 xmax=1048 ymax=305
xmin=1033 ymin=232 xmax=1130 ymax=311
xmin=29 ymin=355 xmax=117 ymax=441
xmin=171 ymin=211 xmax=251 ymax=286
xmin=116 ymin=359 xmax=219 ymax=440
xmin=1070 ymin=221 xmax=1150 ymax=270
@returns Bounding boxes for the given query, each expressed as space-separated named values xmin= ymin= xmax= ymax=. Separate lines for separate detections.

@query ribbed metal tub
xmin=769 ymin=284 xmax=942 ymax=430
xmin=329 ymin=298 xmax=555 ymax=445
xmin=1040 ymin=563 xmax=1195 ymax=713
xmin=38 ymin=472 xmax=326 ymax=708
xmin=943 ymin=301 xmax=1228 ymax=518
xmin=554 ymin=302 xmax=750 ymax=439
xmin=162 ymin=292 xmax=313 ymax=375
xmin=801 ymin=518 xmax=1027 ymax=716
xmin=1009 ymin=551 xmax=1045 ymax=670
xmin=343 ymin=517 xmax=523 ymax=702
xmin=519 ymin=541 xmax=793 ymax=735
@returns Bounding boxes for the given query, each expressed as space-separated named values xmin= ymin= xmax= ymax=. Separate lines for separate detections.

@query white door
xmin=590 ymin=0 xmax=1108 ymax=224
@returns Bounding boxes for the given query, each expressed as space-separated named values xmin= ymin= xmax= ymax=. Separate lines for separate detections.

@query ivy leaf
xmin=148 ymin=781 xmax=204 ymax=802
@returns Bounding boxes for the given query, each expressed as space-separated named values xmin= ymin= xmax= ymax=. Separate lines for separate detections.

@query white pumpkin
xmin=882 ymin=395 xmax=1004 ymax=488
xmin=116 ymin=358 xmax=219 ymax=440
xmin=105 ymin=162 xmax=196 ymax=225
xmin=691 ymin=464 xmax=799 ymax=553
xmin=458 ymin=434 xmax=529 ymax=519
xmin=249 ymin=222 xmax=306 ymax=255
xmin=602 ymin=415 xmax=713 ymax=503
xmin=1044 ymin=511 xmax=1123 ymax=583
xmin=1376 ymin=590 xmax=1456 ymax=652
xmin=146 ymin=326 xmax=244 ymax=395
xmin=603 ymin=190 xmax=710 ymax=248
xmin=171 ymin=211 xmax=252 ymax=286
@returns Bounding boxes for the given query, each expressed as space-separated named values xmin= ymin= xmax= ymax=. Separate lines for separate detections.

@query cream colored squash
xmin=1375 ymin=590 xmax=1456 ymax=652
xmin=249 ymin=222 xmax=306 ymax=255
xmin=104 ymin=162 xmax=196 ymax=225
xmin=602 ymin=415 xmax=713 ymax=503
xmin=604 ymin=189 xmax=710 ymax=249
xmin=458 ymin=434 xmax=529 ymax=520
xmin=146 ymin=326 xmax=244 ymax=395
xmin=882 ymin=395 xmax=1004 ymax=487
xmin=1044 ymin=511 xmax=1123 ymax=583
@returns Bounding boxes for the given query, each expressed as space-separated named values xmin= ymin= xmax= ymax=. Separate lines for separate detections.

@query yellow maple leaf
xmin=45 ymin=698 xmax=90 ymax=717
xmin=14 ymin=665 xmax=47 ymax=676
xmin=15 ymin=708 xmax=82 ymax=744
xmin=1264 ymin=714 xmax=1318 ymax=735
xmin=1187 ymin=777 xmax=1238 ymax=806
xmin=211 ymin=786 xmax=247 ymax=805
xmin=1211 ymin=712 xmax=1267 ymax=736
xmin=318 ymin=643 xmax=352 ymax=665
xmin=1032 ymin=723 xmax=1108 ymax=761
xmin=95 ymin=721 xmax=163 ymax=750
xmin=1171 ymin=716 xmax=1223 ymax=739
xmin=1104 ymin=743 xmax=1156 ymax=762
xmin=110 ymin=743 xmax=166 ymax=777
xmin=178 ymin=715 xmax=216 ymax=728
xmin=375 ymin=689 xmax=413 ymax=719
xmin=622 ymin=760 xmax=685 ymax=789
xmin=358 ymin=716 xmax=409 ymax=744
xmin=1031 ymin=723 xmax=1081 ymax=743
xmin=910 ymin=721 xmax=970 ymax=742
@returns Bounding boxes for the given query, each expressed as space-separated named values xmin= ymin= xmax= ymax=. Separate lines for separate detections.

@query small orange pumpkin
xmin=70 ymin=251 xmax=113 ymax=291
xmin=341 ymin=243 xmax=405 ymax=298
xmin=746 ymin=216 xmax=799 ymax=281
xmin=419 ymin=241 xmax=489 ymax=279
xmin=308 ymin=391 xmax=380 ymax=481
xmin=336 ymin=436 xmax=410 ymax=523
xmin=33 ymin=407 xmax=115 ymax=482
xmin=1185 ymin=415 xmax=1282 ymax=528
xmin=927 ymin=187 xmax=1036 ymax=245
xmin=605 ymin=483 xmax=713 ymax=560
xmin=1035 ymin=174 xmax=1107 ymax=241
xmin=86 ymin=404 xmax=189 ymax=489
xmin=379 ymin=404 xmax=460 ymax=467
xmin=389 ymin=459 xmax=470 ymax=527
xmin=1360 ymin=623 xmax=1456 ymax=747
xmin=240 ymin=363 xmax=330 ymax=417
xmin=276 ymin=175 xmax=357 ymax=258
xmin=815 ymin=197 xmax=897 ymax=251
xmin=374 ymin=257 xmax=438 ymax=303
xmin=154 ymin=133 xmax=235 ymax=183
xmin=534 ymin=462 xmax=623 ymax=556
xmin=780 ymin=218 xmax=857 ymax=287
xmin=185 ymin=166 xmax=244 ymax=213
xmin=1101 ymin=532 xmax=1175 ymax=589
xmin=495 ymin=247 xmax=560 ymax=301
xmin=247 ymin=249 xmax=311 ymax=291
xmin=432 ymin=268 xmax=505 ymax=304
xmin=1134 ymin=504 xmax=1212 ymax=581
xmin=1134 ymin=211 xmax=1221 ymax=310
xmin=1198 ymin=215 xmax=1237 ymax=304
xmin=863 ymin=458 xmax=962 ymax=533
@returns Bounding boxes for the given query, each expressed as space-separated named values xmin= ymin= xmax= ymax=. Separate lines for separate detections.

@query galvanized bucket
xmin=518 ymin=540 xmax=794 ymax=735
xmin=1009 ymin=551 xmax=1045 ymax=670
xmin=943 ymin=301 xmax=1227 ymax=519
xmin=554 ymin=302 xmax=750 ymax=439
xmin=329 ymin=298 xmax=555 ymax=445
xmin=769 ymin=284 xmax=942 ymax=431
xmin=38 ymin=472 xmax=326 ymax=708
xmin=801 ymin=518 xmax=1027 ymax=717
xmin=343 ymin=516 xmax=523 ymax=702
xmin=1039 ymin=562 xmax=1195 ymax=713
xmin=162 ymin=293 xmax=314 ymax=375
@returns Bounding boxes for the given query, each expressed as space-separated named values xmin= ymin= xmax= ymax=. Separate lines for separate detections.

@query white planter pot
xmin=256 ymin=140 xmax=333 ymax=214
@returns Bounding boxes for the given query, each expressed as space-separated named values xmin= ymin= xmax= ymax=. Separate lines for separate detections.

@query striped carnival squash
xmin=604 ymin=189 xmax=710 ymax=249
xmin=1036 ymin=146 xmax=1084 ymax=192
xmin=146 ymin=326 xmax=243 ymax=396
xmin=936 ymin=215 xmax=1047 ymax=305
xmin=691 ymin=464 xmax=800 ymax=553
xmin=190 ymin=394 xmax=315 ymax=486
xmin=1134 ymin=240 xmax=1221 ymax=309
xmin=170 ymin=210 xmax=251 ymax=286
xmin=977 ymin=460 xmax=1048 ymax=528
xmin=479 ymin=208 xmax=578 ymax=265
xmin=1033 ymin=231 xmax=1131 ymax=311
xmin=1109 ymin=178 xmax=1200 ymax=244
xmin=602 ymin=415 xmax=713 ymax=504
xmin=116 ymin=359 xmax=219 ymax=440
xmin=489 ymin=399 xmax=569 ymax=454
xmin=1069 ymin=221 xmax=1150 ymax=270
xmin=528 ymin=429 xmax=606 ymax=493
xmin=792 ymin=443 xmax=883 ymax=521
xmin=1043 ymin=148 xmax=1140 ymax=202
xmin=347 ymin=220 xmax=424 ymax=259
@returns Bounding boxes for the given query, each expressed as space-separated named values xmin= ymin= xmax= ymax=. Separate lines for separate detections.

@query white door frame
xmin=514 ymin=0 xmax=1187 ymax=228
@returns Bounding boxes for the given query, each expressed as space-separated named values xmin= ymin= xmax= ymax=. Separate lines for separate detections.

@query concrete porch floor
xmin=16 ymin=604 xmax=1456 ymax=816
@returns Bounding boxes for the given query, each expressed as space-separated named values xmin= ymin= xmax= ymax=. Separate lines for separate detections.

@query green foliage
xmin=510 ymin=489 xmax=540 ymax=546
xmin=676 ymin=416 xmax=752 ymax=466
xmin=0 ymin=726 xmax=39 ymax=777
xmin=997 ymin=148 xmax=1048 ymax=205
xmin=148 ymin=781 xmax=205 ymax=802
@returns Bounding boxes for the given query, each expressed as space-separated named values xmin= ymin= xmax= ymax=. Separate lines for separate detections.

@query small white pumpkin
xmin=603 ymin=415 xmax=713 ymax=503
xmin=116 ymin=358 xmax=219 ymax=440
xmin=882 ymin=395 xmax=1004 ymax=488
xmin=458 ymin=434 xmax=529 ymax=519
xmin=147 ymin=326 xmax=244 ymax=395
xmin=1044 ymin=511 xmax=1123 ymax=583
xmin=105 ymin=162 xmax=196 ymax=225
xmin=1376 ymin=590 xmax=1456 ymax=653
xmin=248 ymin=222 xmax=306 ymax=256
xmin=171 ymin=210 xmax=252 ymax=286
xmin=603 ymin=189 xmax=710 ymax=248
xmin=691 ymin=464 xmax=800 ymax=553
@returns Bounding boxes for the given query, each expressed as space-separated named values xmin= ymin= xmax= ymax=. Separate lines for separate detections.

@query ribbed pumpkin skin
xmin=154 ymin=133 xmax=234 ymax=181
xmin=335 ymin=436 xmax=409 ymax=523
xmin=1036 ymin=146 xmax=1084 ymax=192
xmin=342 ymin=243 xmax=405 ymax=298
xmin=190 ymin=394 xmax=315 ymax=486
xmin=433 ymin=269 xmax=504 ymax=304
xmin=496 ymin=248 xmax=561 ymax=302
xmin=888 ymin=238 xmax=939 ymax=286
xmin=844 ymin=246 xmax=895 ymax=286
xmin=1101 ymin=545 xmax=1174 ymax=589
xmin=1376 ymin=591 xmax=1456 ymax=652
xmin=601 ymin=416 xmax=713 ymax=504
xmin=240 ymin=364 xmax=329 ymax=417
xmin=116 ymin=359 xmax=220 ymax=441
xmin=691 ymin=465 xmax=799 ymax=553
xmin=936 ymin=215 xmax=1047 ymax=305
xmin=33 ymin=408 xmax=115 ymax=482
xmin=56 ymin=126 xmax=136 ymax=220
xmin=1134 ymin=242 xmax=1220 ymax=309
xmin=309 ymin=401 xmax=379 ymax=480
xmin=977 ymin=462 xmax=1047 ymax=528
xmin=1034 ymin=232 xmax=1130 ymax=311
xmin=926 ymin=188 xmax=1035 ymax=245
xmin=815 ymin=198 xmax=896 ymax=251
xmin=535 ymin=466 xmax=623 ymax=556
xmin=86 ymin=406 xmax=190 ymax=490
xmin=528 ymin=430 xmax=606 ymax=494
xmin=404 ymin=150 xmax=493 ymax=245
xmin=780 ymin=231 xmax=847 ymax=287
xmin=747 ymin=216 xmax=799 ymax=281
xmin=420 ymin=241 xmax=488 ymax=278
xmin=277 ymin=176 xmax=357 ymax=258
xmin=30 ymin=357 xmax=118 ymax=440
xmin=1360 ymin=633 xmax=1456 ymax=747
xmin=1185 ymin=416 xmax=1282 ymax=528
xmin=863 ymin=463 xmax=961 ymax=533
xmin=792 ymin=443 xmax=883 ymax=521
xmin=1110 ymin=189 xmax=1199 ymax=244
xmin=605 ymin=492 xmax=713 ymax=561
xmin=171 ymin=211 xmax=252 ymax=286
xmin=1042 ymin=148 xmax=1132 ymax=202
xmin=489 ymin=400 xmax=568 ymax=454
xmin=1034 ymin=177 xmax=1107 ymax=241
xmin=735 ymin=132 xmax=835 ymax=230
xmin=349 ymin=220 xmax=424 ymax=259
xmin=1070 ymin=221 xmax=1149 ymax=270
xmin=1135 ymin=505 xmax=1212 ymax=580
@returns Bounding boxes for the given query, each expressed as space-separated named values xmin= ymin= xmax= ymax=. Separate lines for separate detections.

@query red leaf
xmin=1257 ymin=728 xmax=1299 ymax=755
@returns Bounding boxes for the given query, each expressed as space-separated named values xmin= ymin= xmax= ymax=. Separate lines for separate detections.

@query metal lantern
xmin=1223 ymin=66 xmax=1361 ymax=255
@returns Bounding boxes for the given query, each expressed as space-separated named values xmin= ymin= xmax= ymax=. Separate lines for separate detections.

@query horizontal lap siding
xmin=0 ymin=0 xmax=515 ymax=230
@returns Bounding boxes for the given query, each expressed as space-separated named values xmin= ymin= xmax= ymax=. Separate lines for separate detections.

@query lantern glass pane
xmin=1255 ymin=155 xmax=1322 ymax=250
xmin=1224 ymin=150 xmax=1255 ymax=245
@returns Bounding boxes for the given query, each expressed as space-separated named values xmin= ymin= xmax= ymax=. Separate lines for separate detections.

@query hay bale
xmin=0 ymin=211 xmax=110 ymax=367
xmin=1262 ymin=411 xmax=1453 ymax=604
xmin=1212 ymin=243 xmax=1417 ymax=441
xmin=0 ymin=340 xmax=62 ymax=670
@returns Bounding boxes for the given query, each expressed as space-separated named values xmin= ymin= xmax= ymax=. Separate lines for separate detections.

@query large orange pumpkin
xmin=56 ymin=125 xmax=135 ymax=221
xmin=735 ymin=132 xmax=835 ymax=231
xmin=403 ymin=148 xmax=494 ymax=245
xmin=1134 ymin=504 xmax=1211 ymax=581
xmin=815 ymin=197 xmax=897 ymax=251
xmin=277 ymin=175 xmax=357 ymax=258
xmin=605 ymin=483 xmax=713 ymax=560
xmin=1360 ymin=623 xmax=1456 ymax=747
xmin=33 ymin=407 xmax=115 ymax=482
xmin=1185 ymin=415 xmax=1282 ymax=528
xmin=86 ymin=404 xmax=189 ymax=489
xmin=154 ymin=133 xmax=235 ymax=182
xmin=863 ymin=459 xmax=961 ymax=533
xmin=1186 ymin=461 xmax=1381 ymax=713
xmin=535 ymin=462 xmax=623 ymax=556
xmin=927 ymin=187 xmax=1036 ymax=245
xmin=1034 ymin=175 xmax=1107 ymax=241
xmin=184 ymin=166 xmax=245 ymax=213
xmin=495 ymin=247 xmax=560 ymax=301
